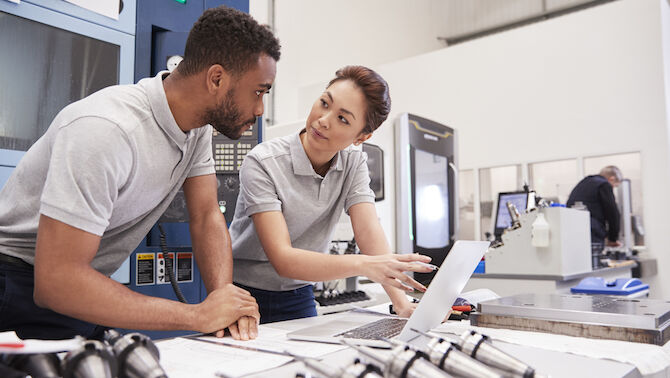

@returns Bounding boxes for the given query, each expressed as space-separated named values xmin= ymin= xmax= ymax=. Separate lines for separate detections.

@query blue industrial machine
xmin=395 ymin=113 xmax=458 ymax=285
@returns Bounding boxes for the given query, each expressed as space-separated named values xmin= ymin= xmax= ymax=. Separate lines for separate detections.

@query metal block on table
xmin=470 ymin=293 xmax=670 ymax=345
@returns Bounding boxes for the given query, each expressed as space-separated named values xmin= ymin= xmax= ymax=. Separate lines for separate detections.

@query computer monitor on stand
xmin=493 ymin=191 xmax=534 ymax=242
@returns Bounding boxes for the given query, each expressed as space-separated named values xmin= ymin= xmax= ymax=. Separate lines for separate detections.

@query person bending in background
xmin=229 ymin=66 xmax=434 ymax=325
xmin=0 ymin=6 xmax=279 ymax=341
xmin=567 ymin=165 xmax=623 ymax=248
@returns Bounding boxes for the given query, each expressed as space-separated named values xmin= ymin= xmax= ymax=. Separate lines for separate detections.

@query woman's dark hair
xmin=178 ymin=6 xmax=281 ymax=77
xmin=327 ymin=66 xmax=391 ymax=134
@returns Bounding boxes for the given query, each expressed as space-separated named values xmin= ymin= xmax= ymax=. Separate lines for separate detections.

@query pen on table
xmin=396 ymin=279 xmax=427 ymax=293
xmin=397 ymin=280 xmax=415 ymax=291
xmin=415 ymin=261 xmax=439 ymax=271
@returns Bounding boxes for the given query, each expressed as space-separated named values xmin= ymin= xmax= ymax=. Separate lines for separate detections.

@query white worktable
xmin=234 ymin=312 xmax=644 ymax=378
xmin=155 ymin=287 xmax=669 ymax=378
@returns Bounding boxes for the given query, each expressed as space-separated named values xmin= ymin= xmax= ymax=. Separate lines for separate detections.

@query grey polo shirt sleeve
xmin=186 ymin=126 xmax=215 ymax=178
xmin=40 ymin=118 xmax=133 ymax=236
xmin=344 ymin=152 xmax=375 ymax=214
xmin=238 ymin=154 xmax=282 ymax=216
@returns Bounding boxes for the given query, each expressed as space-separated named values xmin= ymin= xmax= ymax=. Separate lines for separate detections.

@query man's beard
xmin=205 ymin=87 xmax=256 ymax=139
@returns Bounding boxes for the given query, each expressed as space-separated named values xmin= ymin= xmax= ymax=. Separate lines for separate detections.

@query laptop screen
xmin=397 ymin=240 xmax=490 ymax=342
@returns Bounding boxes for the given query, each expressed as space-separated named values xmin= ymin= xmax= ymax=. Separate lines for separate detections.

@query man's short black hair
xmin=178 ymin=6 xmax=280 ymax=77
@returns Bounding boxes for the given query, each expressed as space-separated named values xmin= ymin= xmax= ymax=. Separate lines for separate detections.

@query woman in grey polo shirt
xmin=229 ymin=66 xmax=433 ymax=326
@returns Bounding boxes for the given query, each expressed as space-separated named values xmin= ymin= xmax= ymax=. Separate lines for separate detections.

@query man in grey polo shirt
xmin=0 ymin=6 xmax=278 ymax=341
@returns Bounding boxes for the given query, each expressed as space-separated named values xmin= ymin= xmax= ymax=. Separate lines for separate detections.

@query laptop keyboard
xmin=336 ymin=318 xmax=408 ymax=340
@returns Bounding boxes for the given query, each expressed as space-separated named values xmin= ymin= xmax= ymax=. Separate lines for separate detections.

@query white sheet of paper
xmin=0 ymin=331 xmax=21 ymax=343
xmin=157 ymin=337 xmax=292 ymax=378
xmin=0 ymin=331 xmax=83 ymax=354
xmin=65 ymin=0 xmax=119 ymax=20
xmin=198 ymin=326 xmax=347 ymax=358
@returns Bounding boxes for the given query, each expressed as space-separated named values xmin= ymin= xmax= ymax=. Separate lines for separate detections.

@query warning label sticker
xmin=157 ymin=252 xmax=175 ymax=285
xmin=177 ymin=252 xmax=193 ymax=283
xmin=136 ymin=253 xmax=155 ymax=286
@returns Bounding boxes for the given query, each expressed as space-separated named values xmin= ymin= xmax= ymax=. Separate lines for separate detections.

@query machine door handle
xmin=449 ymin=161 xmax=459 ymax=240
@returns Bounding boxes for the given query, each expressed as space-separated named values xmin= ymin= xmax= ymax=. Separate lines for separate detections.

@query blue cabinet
xmin=135 ymin=0 xmax=249 ymax=81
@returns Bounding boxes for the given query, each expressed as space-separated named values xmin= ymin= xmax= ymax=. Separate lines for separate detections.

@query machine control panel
xmin=213 ymin=141 xmax=253 ymax=172
xmin=211 ymin=121 xmax=259 ymax=223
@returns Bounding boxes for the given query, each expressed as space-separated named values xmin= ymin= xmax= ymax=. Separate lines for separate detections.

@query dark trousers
xmin=0 ymin=258 xmax=107 ymax=340
xmin=236 ymin=283 xmax=317 ymax=324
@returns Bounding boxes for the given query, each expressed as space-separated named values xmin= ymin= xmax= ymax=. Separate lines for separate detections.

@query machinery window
xmin=458 ymin=169 xmax=475 ymax=240
xmin=529 ymin=158 xmax=579 ymax=205
xmin=0 ymin=11 xmax=119 ymax=151
xmin=463 ymin=152 xmax=643 ymax=246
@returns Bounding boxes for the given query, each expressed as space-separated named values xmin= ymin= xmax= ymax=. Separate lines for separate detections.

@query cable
xmin=157 ymin=223 xmax=187 ymax=304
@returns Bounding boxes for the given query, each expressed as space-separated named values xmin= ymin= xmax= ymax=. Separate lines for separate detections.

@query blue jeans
xmin=0 ymin=259 xmax=108 ymax=340
xmin=236 ymin=283 xmax=317 ymax=324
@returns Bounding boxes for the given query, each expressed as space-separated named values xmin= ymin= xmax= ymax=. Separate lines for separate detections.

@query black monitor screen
xmin=362 ymin=143 xmax=384 ymax=201
xmin=494 ymin=192 xmax=528 ymax=231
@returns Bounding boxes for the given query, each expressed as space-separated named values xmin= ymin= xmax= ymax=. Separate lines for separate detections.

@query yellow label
xmin=409 ymin=119 xmax=452 ymax=139
xmin=137 ymin=253 xmax=154 ymax=260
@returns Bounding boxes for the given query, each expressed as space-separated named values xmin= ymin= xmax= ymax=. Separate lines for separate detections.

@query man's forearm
xmin=35 ymin=264 xmax=197 ymax=331
xmin=190 ymin=211 xmax=232 ymax=293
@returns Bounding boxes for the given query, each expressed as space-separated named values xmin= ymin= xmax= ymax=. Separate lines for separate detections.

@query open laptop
xmin=287 ymin=240 xmax=489 ymax=347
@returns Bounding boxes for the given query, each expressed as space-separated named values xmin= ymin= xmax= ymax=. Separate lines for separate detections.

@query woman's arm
xmin=349 ymin=202 xmax=428 ymax=317
xmin=251 ymin=210 xmax=432 ymax=292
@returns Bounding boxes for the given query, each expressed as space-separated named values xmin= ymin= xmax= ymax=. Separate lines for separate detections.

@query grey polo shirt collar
xmin=145 ymin=71 xmax=194 ymax=150
xmin=290 ymin=130 xmax=344 ymax=177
